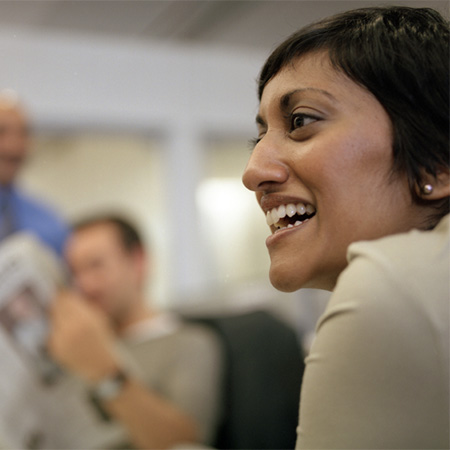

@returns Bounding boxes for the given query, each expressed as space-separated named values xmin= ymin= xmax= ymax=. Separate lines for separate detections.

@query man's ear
xmin=416 ymin=167 xmax=450 ymax=200
xmin=132 ymin=247 xmax=148 ymax=283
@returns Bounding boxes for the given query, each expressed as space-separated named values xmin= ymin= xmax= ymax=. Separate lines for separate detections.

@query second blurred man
xmin=48 ymin=215 xmax=223 ymax=449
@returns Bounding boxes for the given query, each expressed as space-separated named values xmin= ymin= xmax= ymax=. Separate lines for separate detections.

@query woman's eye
xmin=248 ymin=137 xmax=260 ymax=150
xmin=290 ymin=113 xmax=318 ymax=131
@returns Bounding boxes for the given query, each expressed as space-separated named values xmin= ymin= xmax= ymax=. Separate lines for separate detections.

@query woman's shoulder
xmin=347 ymin=214 xmax=449 ymax=282
xmin=327 ymin=214 xmax=449 ymax=332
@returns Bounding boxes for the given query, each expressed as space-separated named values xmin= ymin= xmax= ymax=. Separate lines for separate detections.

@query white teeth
xmin=271 ymin=208 xmax=279 ymax=225
xmin=265 ymin=202 xmax=316 ymax=230
xmin=274 ymin=219 xmax=305 ymax=233
xmin=286 ymin=204 xmax=296 ymax=217
xmin=296 ymin=203 xmax=306 ymax=215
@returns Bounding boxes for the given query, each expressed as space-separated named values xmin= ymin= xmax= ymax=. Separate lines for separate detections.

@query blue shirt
xmin=0 ymin=185 xmax=70 ymax=257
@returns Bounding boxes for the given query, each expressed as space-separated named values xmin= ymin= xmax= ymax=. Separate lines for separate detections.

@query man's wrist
xmin=89 ymin=369 xmax=129 ymax=402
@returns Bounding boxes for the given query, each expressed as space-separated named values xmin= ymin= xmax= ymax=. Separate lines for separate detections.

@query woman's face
xmin=242 ymin=52 xmax=425 ymax=292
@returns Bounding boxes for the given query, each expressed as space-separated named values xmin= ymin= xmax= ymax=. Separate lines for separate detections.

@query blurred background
xmin=1 ymin=0 xmax=447 ymax=331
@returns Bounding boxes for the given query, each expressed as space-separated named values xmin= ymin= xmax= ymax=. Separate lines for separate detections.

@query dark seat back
xmin=187 ymin=309 xmax=305 ymax=450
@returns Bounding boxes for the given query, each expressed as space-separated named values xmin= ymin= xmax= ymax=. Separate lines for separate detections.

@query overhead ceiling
xmin=0 ymin=0 xmax=448 ymax=51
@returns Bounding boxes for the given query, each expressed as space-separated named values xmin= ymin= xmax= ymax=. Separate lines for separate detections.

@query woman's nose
xmin=242 ymin=137 xmax=289 ymax=192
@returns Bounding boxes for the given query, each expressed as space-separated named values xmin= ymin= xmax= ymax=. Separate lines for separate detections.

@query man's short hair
xmin=72 ymin=214 xmax=145 ymax=253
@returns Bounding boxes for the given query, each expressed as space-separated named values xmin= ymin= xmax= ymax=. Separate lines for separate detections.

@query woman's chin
xmin=269 ymin=263 xmax=336 ymax=292
xmin=269 ymin=267 xmax=306 ymax=293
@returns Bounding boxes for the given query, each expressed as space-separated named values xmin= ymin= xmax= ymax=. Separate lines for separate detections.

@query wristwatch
xmin=90 ymin=369 xmax=129 ymax=402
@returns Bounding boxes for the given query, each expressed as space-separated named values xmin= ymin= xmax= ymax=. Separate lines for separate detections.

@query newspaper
xmin=0 ymin=233 xmax=127 ymax=449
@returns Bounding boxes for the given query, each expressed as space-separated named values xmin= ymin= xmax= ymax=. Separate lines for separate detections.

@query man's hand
xmin=48 ymin=290 xmax=120 ymax=382
xmin=48 ymin=290 xmax=198 ymax=449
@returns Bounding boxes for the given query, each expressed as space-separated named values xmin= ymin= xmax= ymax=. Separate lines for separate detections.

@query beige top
xmin=296 ymin=215 xmax=449 ymax=449
xmin=122 ymin=315 xmax=224 ymax=446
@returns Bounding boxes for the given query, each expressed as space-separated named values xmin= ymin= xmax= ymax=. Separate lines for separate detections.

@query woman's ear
xmin=416 ymin=168 xmax=450 ymax=200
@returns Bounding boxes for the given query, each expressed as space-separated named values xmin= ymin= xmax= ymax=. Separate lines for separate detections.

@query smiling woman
xmin=245 ymin=52 xmax=405 ymax=292
xmin=242 ymin=6 xmax=449 ymax=449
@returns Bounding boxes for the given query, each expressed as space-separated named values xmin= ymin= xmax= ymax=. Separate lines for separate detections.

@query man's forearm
xmin=99 ymin=375 xmax=198 ymax=450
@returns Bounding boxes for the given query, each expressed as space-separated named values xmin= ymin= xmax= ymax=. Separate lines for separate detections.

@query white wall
xmin=0 ymin=28 xmax=265 ymax=131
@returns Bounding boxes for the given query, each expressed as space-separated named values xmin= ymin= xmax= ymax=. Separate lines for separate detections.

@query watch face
xmin=93 ymin=371 xmax=128 ymax=401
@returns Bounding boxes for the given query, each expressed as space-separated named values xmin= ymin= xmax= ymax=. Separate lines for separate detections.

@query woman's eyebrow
xmin=280 ymin=88 xmax=337 ymax=113
xmin=255 ymin=87 xmax=336 ymax=126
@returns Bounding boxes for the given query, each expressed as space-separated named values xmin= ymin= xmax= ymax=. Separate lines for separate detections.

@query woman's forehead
xmin=258 ymin=53 xmax=378 ymax=117
xmin=261 ymin=53 xmax=345 ymax=99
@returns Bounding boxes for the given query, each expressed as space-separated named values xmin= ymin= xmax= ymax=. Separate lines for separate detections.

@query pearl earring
xmin=422 ymin=184 xmax=434 ymax=195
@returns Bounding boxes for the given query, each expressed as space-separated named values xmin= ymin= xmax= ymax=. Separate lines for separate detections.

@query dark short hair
xmin=258 ymin=6 xmax=449 ymax=224
xmin=72 ymin=214 xmax=145 ymax=253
